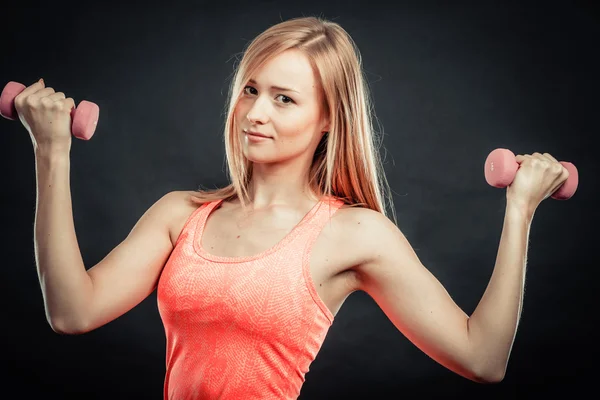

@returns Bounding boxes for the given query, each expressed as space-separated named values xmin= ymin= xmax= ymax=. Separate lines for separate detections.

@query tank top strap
xmin=174 ymin=199 xmax=218 ymax=248
xmin=299 ymin=196 xmax=345 ymax=242
xmin=178 ymin=196 xmax=344 ymax=251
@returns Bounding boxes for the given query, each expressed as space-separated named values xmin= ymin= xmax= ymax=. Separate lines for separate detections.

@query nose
xmin=246 ymin=96 xmax=269 ymax=125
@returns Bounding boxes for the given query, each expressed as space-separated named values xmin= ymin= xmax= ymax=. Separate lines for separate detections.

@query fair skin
xmin=233 ymin=49 xmax=329 ymax=211
xmin=21 ymin=46 xmax=567 ymax=387
xmin=223 ymin=48 xmax=568 ymax=384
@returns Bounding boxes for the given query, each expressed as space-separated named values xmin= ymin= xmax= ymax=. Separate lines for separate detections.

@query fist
xmin=507 ymin=152 xmax=570 ymax=217
xmin=14 ymin=78 xmax=76 ymax=152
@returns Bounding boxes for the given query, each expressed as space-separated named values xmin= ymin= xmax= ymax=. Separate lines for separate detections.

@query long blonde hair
xmin=190 ymin=16 xmax=397 ymax=224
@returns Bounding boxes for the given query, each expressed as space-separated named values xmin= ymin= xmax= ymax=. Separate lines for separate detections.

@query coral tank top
xmin=157 ymin=195 xmax=345 ymax=399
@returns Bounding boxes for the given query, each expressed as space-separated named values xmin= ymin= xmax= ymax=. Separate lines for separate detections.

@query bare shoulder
xmin=336 ymin=204 xmax=391 ymax=223
xmin=163 ymin=190 xmax=206 ymax=246
xmin=330 ymin=205 xmax=399 ymax=271
xmin=337 ymin=204 xmax=422 ymax=291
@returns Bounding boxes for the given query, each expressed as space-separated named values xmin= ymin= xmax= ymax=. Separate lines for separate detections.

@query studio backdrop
xmin=1 ymin=1 xmax=597 ymax=399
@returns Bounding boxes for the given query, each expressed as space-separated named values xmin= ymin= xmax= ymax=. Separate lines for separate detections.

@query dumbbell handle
xmin=0 ymin=81 xmax=99 ymax=140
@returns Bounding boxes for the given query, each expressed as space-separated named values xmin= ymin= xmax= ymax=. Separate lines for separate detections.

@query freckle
xmin=237 ymin=235 xmax=241 ymax=239
xmin=358 ymin=222 xmax=360 ymax=224
xmin=319 ymin=283 xmax=322 ymax=286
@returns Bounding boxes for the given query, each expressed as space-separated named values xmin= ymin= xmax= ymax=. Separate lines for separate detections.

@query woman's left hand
xmin=506 ymin=152 xmax=570 ymax=218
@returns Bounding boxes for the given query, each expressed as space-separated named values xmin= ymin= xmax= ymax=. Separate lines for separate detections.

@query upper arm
xmin=353 ymin=210 xmax=477 ymax=380
xmin=78 ymin=190 xmax=187 ymax=333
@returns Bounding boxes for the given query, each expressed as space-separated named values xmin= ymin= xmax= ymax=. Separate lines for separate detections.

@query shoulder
xmin=336 ymin=204 xmax=397 ymax=234
xmin=338 ymin=205 xmax=422 ymax=292
xmin=160 ymin=190 xmax=207 ymax=246
xmin=159 ymin=190 xmax=205 ymax=213
xmin=332 ymin=205 xmax=401 ymax=267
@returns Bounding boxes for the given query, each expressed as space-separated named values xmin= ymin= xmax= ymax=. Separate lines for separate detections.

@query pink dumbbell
xmin=484 ymin=148 xmax=579 ymax=200
xmin=0 ymin=81 xmax=99 ymax=140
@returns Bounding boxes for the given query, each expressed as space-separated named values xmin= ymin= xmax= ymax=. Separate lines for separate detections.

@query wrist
xmin=34 ymin=143 xmax=70 ymax=158
xmin=505 ymin=199 xmax=534 ymax=225
xmin=35 ymin=146 xmax=70 ymax=165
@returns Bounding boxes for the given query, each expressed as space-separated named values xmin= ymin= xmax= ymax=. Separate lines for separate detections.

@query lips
xmin=245 ymin=130 xmax=271 ymax=138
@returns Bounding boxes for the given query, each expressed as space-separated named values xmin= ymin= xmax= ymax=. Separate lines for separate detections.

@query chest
xmin=198 ymin=205 xmax=363 ymax=318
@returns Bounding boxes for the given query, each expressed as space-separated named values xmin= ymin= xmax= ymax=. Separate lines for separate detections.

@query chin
xmin=242 ymin=149 xmax=274 ymax=164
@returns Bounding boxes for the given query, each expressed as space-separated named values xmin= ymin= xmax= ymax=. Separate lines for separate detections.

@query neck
xmin=246 ymin=163 xmax=319 ymax=209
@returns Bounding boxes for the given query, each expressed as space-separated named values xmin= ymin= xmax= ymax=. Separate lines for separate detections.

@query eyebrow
xmin=248 ymin=79 xmax=300 ymax=94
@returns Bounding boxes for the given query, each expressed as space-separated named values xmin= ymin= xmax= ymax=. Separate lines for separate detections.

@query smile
xmin=244 ymin=130 xmax=272 ymax=142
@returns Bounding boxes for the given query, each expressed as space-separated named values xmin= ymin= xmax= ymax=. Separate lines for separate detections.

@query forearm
xmin=467 ymin=201 xmax=532 ymax=381
xmin=34 ymin=149 xmax=93 ymax=333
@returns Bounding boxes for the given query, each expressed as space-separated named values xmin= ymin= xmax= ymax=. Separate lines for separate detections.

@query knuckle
xmin=25 ymin=96 xmax=38 ymax=107
xmin=533 ymin=158 xmax=551 ymax=170
xmin=60 ymin=98 xmax=74 ymax=112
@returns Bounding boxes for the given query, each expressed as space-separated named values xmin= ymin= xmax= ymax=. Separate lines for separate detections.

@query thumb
xmin=514 ymin=154 xmax=528 ymax=165
xmin=17 ymin=78 xmax=45 ymax=101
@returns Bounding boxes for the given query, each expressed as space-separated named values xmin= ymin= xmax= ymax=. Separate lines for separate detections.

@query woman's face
xmin=234 ymin=49 xmax=329 ymax=165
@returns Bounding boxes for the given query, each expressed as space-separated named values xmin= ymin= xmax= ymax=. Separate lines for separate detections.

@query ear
xmin=320 ymin=118 xmax=330 ymax=135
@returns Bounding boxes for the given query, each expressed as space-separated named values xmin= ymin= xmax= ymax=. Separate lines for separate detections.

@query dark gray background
xmin=1 ymin=0 xmax=598 ymax=398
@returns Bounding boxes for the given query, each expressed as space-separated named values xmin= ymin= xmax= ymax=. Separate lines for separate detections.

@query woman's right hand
xmin=14 ymin=78 xmax=77 ymax=153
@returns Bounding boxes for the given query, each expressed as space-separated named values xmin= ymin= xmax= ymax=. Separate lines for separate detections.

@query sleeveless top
xmin=157 ymin=195 xmax=345 ymax=399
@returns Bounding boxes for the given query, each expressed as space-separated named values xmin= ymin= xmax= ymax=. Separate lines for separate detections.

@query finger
xmin=41 ymin=96 xmax=75 ymax=112
xmin=47 ymin=92 xmax=66 ymax=101
xmin=514 ymin=154 xmax=531 ymax=164
xmin=29 ymin=87 xmax=57 ymax=100
xmin=15 ymin=78 xmax=46 ymax=101
xmin=532 ymin=151 xmax=554 ymax=162
xmin=543 ymin=152 xmax=558 ymax=163
xmin=62 ymin=97 xmax=76 ymax=111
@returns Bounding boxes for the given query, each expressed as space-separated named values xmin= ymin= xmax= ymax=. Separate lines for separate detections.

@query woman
xmin=17 ymin=16 xmax=569 ymax=400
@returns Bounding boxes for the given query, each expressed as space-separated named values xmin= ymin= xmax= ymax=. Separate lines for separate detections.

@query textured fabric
xmin=157 ymin=195 xmax=345 ymax=399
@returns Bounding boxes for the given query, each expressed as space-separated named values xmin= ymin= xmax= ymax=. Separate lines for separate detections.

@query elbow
xmin=466 ymin=345 xmax=507 ymax=384
xmin=475 ymin=371 xmax=505 ymax=384
xmin=470 ymin=365 xmax=506 ymax=384
xmin=49 ymin=320 xmax=73 ymax=335
xmin=48 ymin=317 xmax=88 ymax=335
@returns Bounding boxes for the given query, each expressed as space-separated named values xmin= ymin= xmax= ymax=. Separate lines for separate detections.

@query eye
xmin=243 ymin=86 xmax=257 ymax=96
xmin=242 ymin=86 xmax=295 ymax=105
xmin=276 ymin=94 xmax=294 ymax=104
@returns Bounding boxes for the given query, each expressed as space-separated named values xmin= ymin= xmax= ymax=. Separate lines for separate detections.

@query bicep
xmin=355 ymin=212 xmax=475 ymax=378
xmin=81 ymin=191 xmax=181 ymax=333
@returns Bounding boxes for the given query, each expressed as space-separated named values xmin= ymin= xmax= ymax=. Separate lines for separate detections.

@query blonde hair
xmin=190 ymin=16 xmax=397 ymax=224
